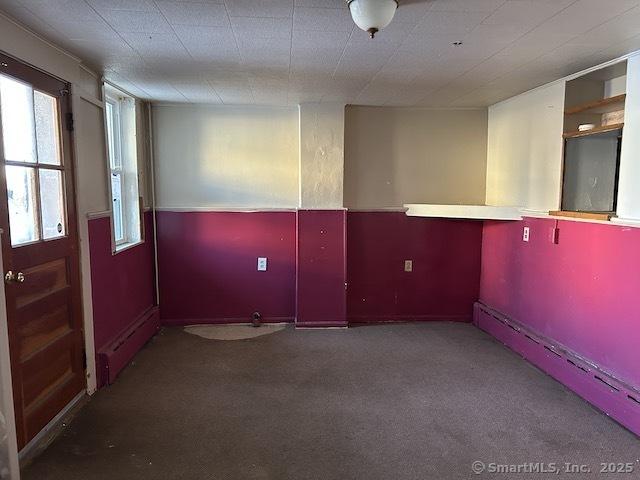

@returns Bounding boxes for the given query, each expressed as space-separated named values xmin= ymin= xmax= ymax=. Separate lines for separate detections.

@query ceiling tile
xmin=429 ymin=0 xmax=506 ymax=13
xmin=293 ymin=7 xmax=354 ymax=31
xmin=230 ymin=16 xmax=292 ymax=38
xmin=2 ymin=0 xmax=640 ymax=106
xmin=121 ymin=32 xmax=190 ymax=58
xmin=100 ymin=9 xmax=173 ymax=33
xmin=294 ymin=0 xmax=346 ymax=8
xmin=156 ymin=2 xmax=230 ymax=27
xmin=482 ymin=0 xmax=575 ymax=28
xmin=225 ymin=0 xmax=293 ymax=18
xmin=535 ymin=0 xmax=640 ymax=36
xmin=87 ymin=0 xmax=158 ymax=13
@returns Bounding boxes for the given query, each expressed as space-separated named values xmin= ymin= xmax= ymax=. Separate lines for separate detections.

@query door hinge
xmin=65 ymin=112 xmax=74 ymax=132
xmin=82 ymin=349 xmax=87 ymax=370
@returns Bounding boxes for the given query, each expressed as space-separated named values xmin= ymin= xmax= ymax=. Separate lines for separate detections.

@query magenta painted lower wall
xmin=155 ymin=210 xmax=485 ymax=326
xmin=347 ymin=212 xmax=482 ymax=322
xmin=156 ymin=211 xmax=296 ymax=324
xmin=88 ymin=211 xmax=157 ymax=387
xmin=296 ymin=210 xmax=347 ymax=327
xmin=480 ymin=217 xmax=640 ymax=391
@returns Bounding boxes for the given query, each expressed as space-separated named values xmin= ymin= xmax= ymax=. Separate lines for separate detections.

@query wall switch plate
xmin=404 ymin=260 xmax=413 ymax=272
xmin=257 ymin=257 xmax=267 ymax=271
xmin=523 ymin=226 xmax=530 ymax=242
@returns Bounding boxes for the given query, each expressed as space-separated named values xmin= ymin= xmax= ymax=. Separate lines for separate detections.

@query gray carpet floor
xmin=23 ymin=323 xmax=639 ymax=480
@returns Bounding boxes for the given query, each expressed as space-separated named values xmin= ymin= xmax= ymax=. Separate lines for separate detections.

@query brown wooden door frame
xmin=0 ymin=51 xmax=86 ymax=449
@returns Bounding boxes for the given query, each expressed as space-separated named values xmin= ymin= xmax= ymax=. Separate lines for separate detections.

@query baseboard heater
xmin=97 ymin=306 xmax=161 ymax=387
xmin=473 ymin=302 xmax=640 ymax=437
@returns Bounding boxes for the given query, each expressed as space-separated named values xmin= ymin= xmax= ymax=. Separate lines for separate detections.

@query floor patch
xmin=184 ymin=324 xmax=286 ymax=341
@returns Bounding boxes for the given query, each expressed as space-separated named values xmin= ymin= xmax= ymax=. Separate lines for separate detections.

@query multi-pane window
xmin=104 ymin=87 xmax=141 ymax=251
xmin=0 ymin=74 xmax=66 ymax=246
xmin=105 ymin=98 xmax=125 ymax=243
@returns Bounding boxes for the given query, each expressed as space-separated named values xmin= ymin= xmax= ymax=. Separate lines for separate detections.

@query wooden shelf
xmin=549 ymin=211 xmax=614 ymax=221
xmin=565 ymin=94 xmax=626 ymax=115
xmin=563 ymin=123 xmax=624 ymax=139
xmin=404 ymin=204 xmax=522 ymax=221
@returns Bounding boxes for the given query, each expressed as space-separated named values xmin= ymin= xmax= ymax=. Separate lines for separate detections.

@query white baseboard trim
xmin=18 ymin=392 xmax=87 ymax=467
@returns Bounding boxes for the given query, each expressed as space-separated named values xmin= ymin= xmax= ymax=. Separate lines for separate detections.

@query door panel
xmin=0 ymin=52 xmax=85 ymax=449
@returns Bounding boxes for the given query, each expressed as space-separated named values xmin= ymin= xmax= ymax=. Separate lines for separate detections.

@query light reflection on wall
xmin=153 ymin=105 xmax=299 ymax=209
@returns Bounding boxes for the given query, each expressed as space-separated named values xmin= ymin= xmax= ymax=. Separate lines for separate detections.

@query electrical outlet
xmin=523 ymin=226 xmax=530 ymax=242
xmin=257 ymin=257 xmax=267 ymax=271
xmin=404 ymin=260 xmax=413 ymax=272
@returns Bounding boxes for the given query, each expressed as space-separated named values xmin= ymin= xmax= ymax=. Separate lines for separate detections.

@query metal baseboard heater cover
xmin=97 ymin=306 xmax=160 ymax=387
xmin=473 ymin=302 xmax=640 ymax=437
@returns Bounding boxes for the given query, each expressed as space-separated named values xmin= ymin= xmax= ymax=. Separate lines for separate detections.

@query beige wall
xmin=153 ymin=105 xmax=299 ymax=209
xmin=344 ymin=107 xmax=488 ymax=209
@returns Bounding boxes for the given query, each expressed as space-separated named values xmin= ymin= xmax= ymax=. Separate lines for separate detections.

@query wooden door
xmin=0 ymin=53 xmax=85 ymax=449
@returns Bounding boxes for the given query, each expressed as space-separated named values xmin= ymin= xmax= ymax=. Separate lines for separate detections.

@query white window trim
xmin=103 ymin=84 xmax=143 ymax=254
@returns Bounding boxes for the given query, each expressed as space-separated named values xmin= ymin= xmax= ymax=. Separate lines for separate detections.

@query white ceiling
xmin=1 ymin=0 xmax=640 ymax=106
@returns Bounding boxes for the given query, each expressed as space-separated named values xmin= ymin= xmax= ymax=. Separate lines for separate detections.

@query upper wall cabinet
xmin=555 ymin=62 xmax=627 ymax=221
xmin=487 ymin=52 xmax=640 ymax=224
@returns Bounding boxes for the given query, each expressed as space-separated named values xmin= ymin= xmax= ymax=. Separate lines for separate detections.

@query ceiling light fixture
xmin=347 ymin=0 xmax=398 ymax=39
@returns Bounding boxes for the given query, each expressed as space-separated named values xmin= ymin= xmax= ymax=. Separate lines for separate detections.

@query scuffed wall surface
xmin=157 ymin=211 xmax=296 ymax=323
xmin=299 ymin=104 xmax=345 ymax=209
xmin=347 ymin=212 xmax=482 ymax=321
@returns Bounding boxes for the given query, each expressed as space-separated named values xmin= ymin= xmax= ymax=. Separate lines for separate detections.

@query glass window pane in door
xmin=0 ymin=75 xmax=37 ymax=163
xmin=5 ymin=165 xmax=39 ymax=245
xmin=39 ymin=169 xmax=66 ymax=240
xmin=34 ymin=90 xmax=62 ymax=165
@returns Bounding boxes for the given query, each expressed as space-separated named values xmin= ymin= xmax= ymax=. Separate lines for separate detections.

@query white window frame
xmin=105 ymin=96 xmax=126 ymax=246
xmin=103 ymin=85 xmax=142 ymax=253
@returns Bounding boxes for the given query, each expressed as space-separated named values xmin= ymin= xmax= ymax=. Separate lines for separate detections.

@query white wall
xmin=617 ymin=55 xmax=640 ymax=221
xmin=486 ymin=82 xmax=565 ymax=212
xmin=604 ymin=75 xmax=627 ymax=98
xmin=344 ymin=107 xmax=488 ymax=209
xmin=153 ymin=105 xmax=299 ymax=209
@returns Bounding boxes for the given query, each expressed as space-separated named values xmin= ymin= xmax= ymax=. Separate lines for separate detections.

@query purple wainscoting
xmin=156 ymin=211 xmax=296 ymax=324
xmin=88 ymin=211 xmax=158 ymax=388
xmin=480 ymin=217 xmax=640 ymax=433
xmin=296 ymin=210 xmax=347 ymax=327
xmin=347 ymin=212 xmax=483 ymax=323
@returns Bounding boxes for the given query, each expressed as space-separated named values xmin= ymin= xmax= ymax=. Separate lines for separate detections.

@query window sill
xmin=521 ymin=209 xmax=640 ymax=229
xmin=113 ymin=239 xmax=144 ymax=255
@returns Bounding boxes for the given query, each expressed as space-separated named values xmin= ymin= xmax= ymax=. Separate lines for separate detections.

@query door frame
xmin=0 ymin=50 xmax=93 ymax=459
